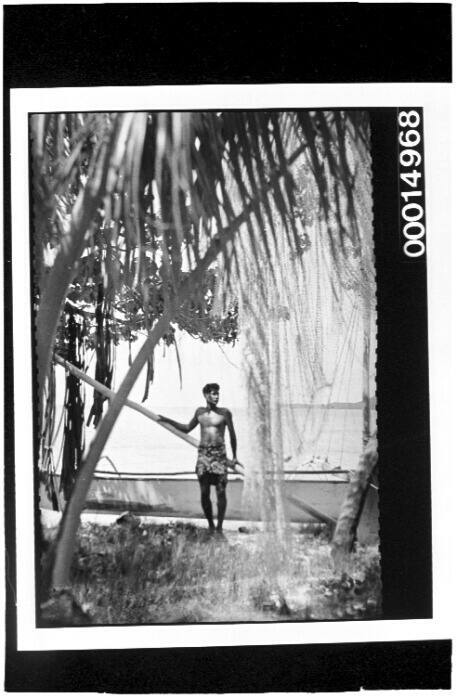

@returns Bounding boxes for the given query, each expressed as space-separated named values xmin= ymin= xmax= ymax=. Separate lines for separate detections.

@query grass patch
xmin=45 ymin=520 xmax=382 ymax=625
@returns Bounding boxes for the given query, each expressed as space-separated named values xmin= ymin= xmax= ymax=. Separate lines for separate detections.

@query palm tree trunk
xmin=331 ymin=272 xmax=375 ymax=562
xmin=51 ymin=307 xmax=173 ymax=590
xmin=362 ymin=302 xmax=371 ymax=448
xmin=351 ymin=301 xmax=373 ymax=534
xmin=35 ymin=113 xmax=138 ymax=409
xmin=331 ymin=433 xmax=378 ymax=563
xmin=47 ymin=193 xmax=254 ymax=593
xmin=36 ymin=144 xmax=111 ymax=408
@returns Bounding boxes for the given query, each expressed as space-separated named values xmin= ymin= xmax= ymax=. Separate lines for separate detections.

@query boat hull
xmin=40 ymin=472 xmax=379 ymax=543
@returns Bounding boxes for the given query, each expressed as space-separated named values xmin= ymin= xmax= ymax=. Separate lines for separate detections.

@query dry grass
xmin=48 ymin=519 xmax=381 ymax=625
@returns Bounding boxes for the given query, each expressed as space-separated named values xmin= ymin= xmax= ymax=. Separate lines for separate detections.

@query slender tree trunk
xmin=331 ymin=270 xmax=375 ymax=562
xmin=331 ymin=433 xmax=378 ymax=563
xmin=35 ymin=114 xmax=138 ymax=408
xmin=362 ymin=300 xmax=371 ymax=448
xmin=50 ymin=307 xmax=173 ymax=590
xmin=47 ymin=201 xmax=251 ymax=595
xmin=36 ymin=140 xmax=112 ymax=407
xmin=352 ymin=296 xmax=373 ymax=534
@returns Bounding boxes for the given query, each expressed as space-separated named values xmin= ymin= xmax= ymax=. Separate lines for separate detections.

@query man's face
xmin=206 ymin=389 xmax=219 ymax=406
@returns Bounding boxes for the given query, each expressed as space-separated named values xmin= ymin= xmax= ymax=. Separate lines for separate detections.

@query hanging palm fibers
xmin=40 ymin=360 xmax=60 ymax=510
xmin=235 ymin=111 xmax=375 ymax=542
xmin=87 ymin=279 xmax=114 ymax=427
xmin=141 ymin=353 xmax=155 ymax=403
xmin=61 ymin=306 xmax=87 ymax=500
xmin=41 ymin=359 xmax=56 ymax=472
xmin=141 ymin=281 xmax=155 ymax=403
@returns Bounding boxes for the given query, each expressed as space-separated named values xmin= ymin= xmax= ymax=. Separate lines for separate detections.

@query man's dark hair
xmin=202 ymin=383 xmax=220 ymax=395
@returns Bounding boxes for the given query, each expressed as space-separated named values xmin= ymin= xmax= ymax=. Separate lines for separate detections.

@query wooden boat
xmin=40 ymin=467 xmax=379 ymax=543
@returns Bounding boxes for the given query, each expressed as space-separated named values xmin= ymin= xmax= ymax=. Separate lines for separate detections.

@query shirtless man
xmin=158 ymin=384 xmax=238 ymax=536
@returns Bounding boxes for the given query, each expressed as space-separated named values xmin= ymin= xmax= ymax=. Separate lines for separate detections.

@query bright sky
xmin=112 ymin=331 xmax=247 ymax=412
xmin=52 ymin=315 xmax=374 ymax=474
xmin=108 ymin=317 xmax=373 ymax=414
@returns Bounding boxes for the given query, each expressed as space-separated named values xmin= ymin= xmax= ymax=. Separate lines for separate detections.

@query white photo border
xmin=10 ymin=83 xmax=452 ymax=652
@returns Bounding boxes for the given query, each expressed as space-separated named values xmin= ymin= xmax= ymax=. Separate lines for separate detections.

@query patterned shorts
xmin=196 ymin=443 xmax=229 ymax=484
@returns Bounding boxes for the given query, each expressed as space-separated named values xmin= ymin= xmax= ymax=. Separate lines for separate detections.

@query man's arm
xmin=157 ymin=410 xmax=200 ymax=434
xmin=225 ymin=410 xmax=238 ymax=462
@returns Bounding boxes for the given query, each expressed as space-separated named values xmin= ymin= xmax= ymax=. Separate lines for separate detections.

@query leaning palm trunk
xmin=48 ymin=215 xmax=243 ymax=592
xmin=35 ymin=135 xmax=107 ymax=406
xmin=331 ymin=433 xmax=378 ymax=563
xmin=51 ymin=306 xmax=174 ymax=590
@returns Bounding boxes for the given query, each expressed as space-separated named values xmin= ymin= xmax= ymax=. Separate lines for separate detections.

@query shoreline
xmin=40 ymin=508 xmax=327 ymax=533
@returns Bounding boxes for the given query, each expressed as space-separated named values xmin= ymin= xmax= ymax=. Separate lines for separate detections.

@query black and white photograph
xmin=4 ymin=3 xmax=453 ymax=693
xmin=33 ymin=108 xmax=379 ymax=626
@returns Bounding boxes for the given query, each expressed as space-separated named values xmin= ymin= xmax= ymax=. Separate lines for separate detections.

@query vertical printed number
xmin=398 ymin=110 xmax=420 ymax=128
xmin=398 ymin=110 xmax=425 ymax=259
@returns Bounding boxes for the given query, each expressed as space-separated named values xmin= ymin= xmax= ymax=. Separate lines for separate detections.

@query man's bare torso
xmin=196 ymin=407 xmax=228 ymax=447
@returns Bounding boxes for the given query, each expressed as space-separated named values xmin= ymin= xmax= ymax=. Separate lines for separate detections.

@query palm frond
xmin=32 ymin=108 xmax=373 ymax=412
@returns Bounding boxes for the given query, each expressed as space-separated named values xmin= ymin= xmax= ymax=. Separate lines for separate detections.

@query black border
xmin=371 ymin=109 xmax=433 ymax=619
xmin=4 ymin=641 xmax=452 ymax=692
xmin=3 ymin=3 xmax=452 ymax=87
xmin=4 ymin=3 xmax=451 ymax=693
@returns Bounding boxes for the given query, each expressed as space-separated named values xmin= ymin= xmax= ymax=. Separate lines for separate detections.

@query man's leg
xmin=198 ymin=477 xmax=215 ymax=530
xmin=215 ymin=478 xmax=227 ymax=532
